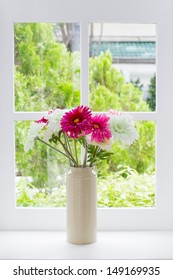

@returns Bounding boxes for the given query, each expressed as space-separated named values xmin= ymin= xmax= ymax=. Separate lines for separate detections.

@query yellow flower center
xmin=94 ymin=123 xmax=100 ymax=129
xmin=74 ymin=118 xmax=80 ymax=123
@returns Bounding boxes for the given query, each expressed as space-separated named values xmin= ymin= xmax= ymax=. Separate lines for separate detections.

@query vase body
xmin=66 ymin=167 xmax=97 ymax=244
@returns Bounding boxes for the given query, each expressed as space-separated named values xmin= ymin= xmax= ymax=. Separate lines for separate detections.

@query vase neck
xmin=70 ymin=167 xmax=93 ymax=173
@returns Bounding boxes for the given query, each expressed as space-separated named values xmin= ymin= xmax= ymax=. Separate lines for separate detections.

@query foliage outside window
xmin=15 ymin=23 xmax=156 ymax=208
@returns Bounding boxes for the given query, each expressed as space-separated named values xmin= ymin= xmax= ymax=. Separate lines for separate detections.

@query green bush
xmin=97 ymin=168 xmax=155 ymax=207
xmin=16 ymin=168 xmax=155 ymax=208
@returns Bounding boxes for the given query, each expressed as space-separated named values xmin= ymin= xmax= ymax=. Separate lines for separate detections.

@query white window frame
xmin=0 ymin=0 xmax=173 ymax=230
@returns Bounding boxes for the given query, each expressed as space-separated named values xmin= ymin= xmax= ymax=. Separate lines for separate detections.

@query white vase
xmin=66 ymin=167 xmax=97 ymax=244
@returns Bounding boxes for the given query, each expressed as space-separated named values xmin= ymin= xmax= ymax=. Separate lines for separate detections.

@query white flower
xmin=108 ymin=113 xmax=138 ymax=145
xmin=86 ymin=135 xmax=113 ymax=150
xmin=24 ymin=122 xmax=46 ymax=152
xmin=43 ymin=109 xmax=66 ymax=142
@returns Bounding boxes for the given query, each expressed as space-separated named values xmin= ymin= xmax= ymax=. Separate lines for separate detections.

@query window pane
xmin=14 ymin=23 xmax=80 ymax=112
xmin=89 ymin=23 xmax=156 ymax=112
xmin=15 ymin=121 xmax=68 ymax=207
xmin=97 ymin=121 xmax=156 ymax=208
xmin=16 ymin=121 xmax=155 ymax=208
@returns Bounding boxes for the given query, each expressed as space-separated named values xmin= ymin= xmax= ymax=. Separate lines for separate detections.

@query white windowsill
xmin=0 ymin=231 xmax=173 ymax=259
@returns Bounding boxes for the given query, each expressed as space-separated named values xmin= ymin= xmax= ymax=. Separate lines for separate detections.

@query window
xmin=15 ymin=23 xmax=155 ymax=209
xmin=0 ymin=0 xmax=173 ymax=230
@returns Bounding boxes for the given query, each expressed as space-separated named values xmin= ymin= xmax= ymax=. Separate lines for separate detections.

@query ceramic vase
xmin=66 ymin=167 xmax=97 ymax=244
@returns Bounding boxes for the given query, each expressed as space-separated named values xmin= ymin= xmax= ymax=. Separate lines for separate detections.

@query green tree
xmin=14 ymin=23 xmax=80 ymax=112
xmin=147 ymin=75 xmax=156 ymax=111
xmin=130 ymin=78 xmax=144 ymax=91
xmin=89 ymin=51 xmax=150 ymax=112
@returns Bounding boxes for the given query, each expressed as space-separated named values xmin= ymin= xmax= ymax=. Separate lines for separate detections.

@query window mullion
xmin=14 ymin=112 xmax=47 ymax=121
xmin=129 ymin=112 xmax=157 ymax=121
xmin=91 ymin=112 xmax=157 ymax=121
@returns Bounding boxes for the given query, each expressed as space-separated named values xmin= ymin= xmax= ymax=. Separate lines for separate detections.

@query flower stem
xmin=58 ymin=137 xmax=78 ymax=166
xmin=74 ymin=139 xmax=78 ymax=166
xmin=89 ymin=146 xmax=99 ymax=167
xmin=83 ymin=142 xmax=88 ymax=167
xmin=64 ymin=133 xmax=73 ymax=158
xmin=63 ymin=133 xmax=72 ymax=166
xmin=37 ymin=137 xmax=77 ymax=165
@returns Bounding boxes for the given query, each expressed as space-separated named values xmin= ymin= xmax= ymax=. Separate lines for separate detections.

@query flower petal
xmin=108 ymin=113 xmax=139 ymax=145
xmin=24 ymin=122 xmax=45 ymax=152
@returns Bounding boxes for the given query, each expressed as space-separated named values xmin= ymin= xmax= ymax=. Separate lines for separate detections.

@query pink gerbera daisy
xmin=90 ymin=114 xmax=112 ymax=142
xmin=60 ymin=105 xmax=92 ymax=138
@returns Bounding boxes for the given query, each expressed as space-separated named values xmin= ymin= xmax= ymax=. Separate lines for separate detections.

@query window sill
xmin=0 ymin=231 xmax=173 ymax=259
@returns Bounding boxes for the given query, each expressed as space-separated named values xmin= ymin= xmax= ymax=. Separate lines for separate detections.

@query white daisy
xmin=24 ymin=122 xmax=46 ymax=152
xmin=43 ymin=109 xmax=66 ymax=142
xmin=108 ymin=113 xmax=139 ymax=145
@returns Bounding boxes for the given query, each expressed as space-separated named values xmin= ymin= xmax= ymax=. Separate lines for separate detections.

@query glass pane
xmin=16 ymin=120 xmax=155 ymax=208
xmin=89 ymin=23 xmax=156 ymax=112
xmin=97 ymin=121 xmax=156 ymax=207
xmin=14 ymin=23 xmax=80 ymax=112
xmin=15 ymin=121 xmax=68 ymax=207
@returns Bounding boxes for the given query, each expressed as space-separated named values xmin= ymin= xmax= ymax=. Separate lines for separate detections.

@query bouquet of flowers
xmin=25 ymin=105 xmax=139 ymax=167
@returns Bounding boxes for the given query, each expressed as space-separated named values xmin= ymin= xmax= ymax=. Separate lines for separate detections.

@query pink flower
xmin=60 ymin=105 xmax=92 ymax=138
xmin=35 ymin=110 xmax=54 ymax=125
xmin=35 ymin=116 xmax=48 ymax=124
xmin=89 ymin=114 xmax=112 ymax=142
